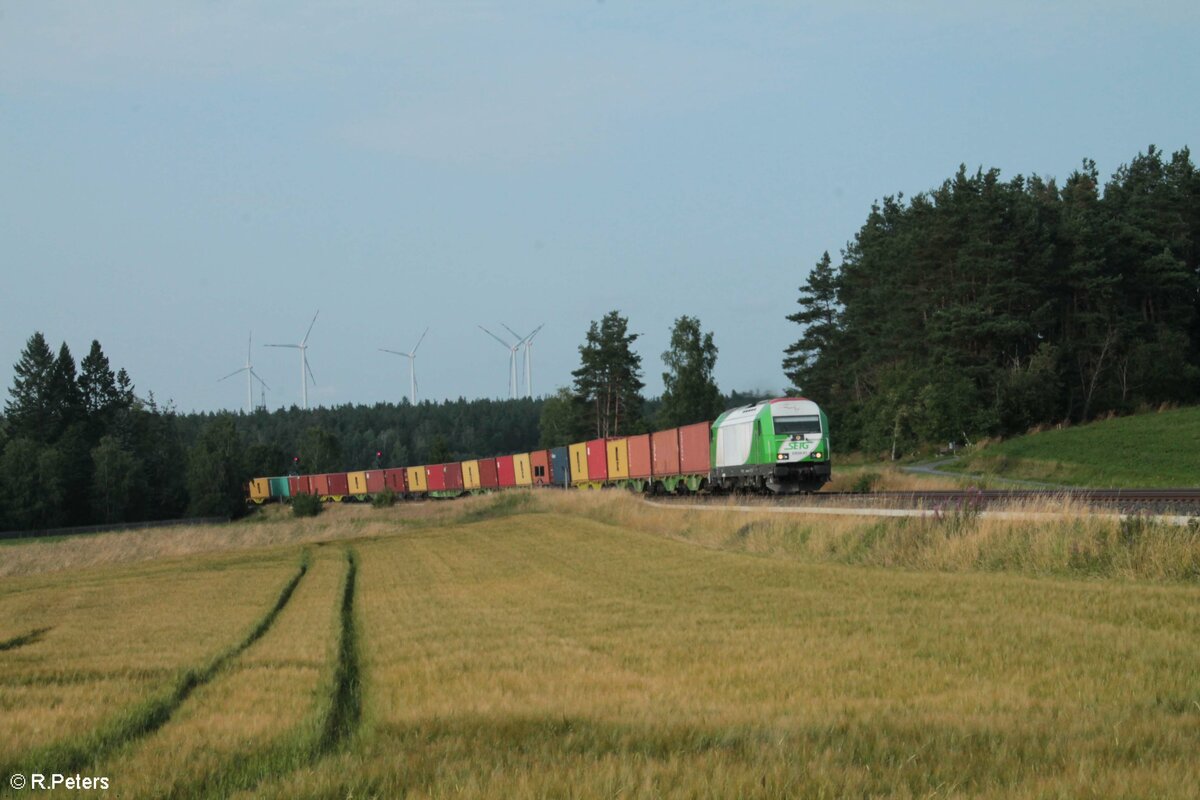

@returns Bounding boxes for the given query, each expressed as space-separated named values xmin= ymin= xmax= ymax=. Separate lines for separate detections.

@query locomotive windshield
xmin=772 ymin=415 xmax=822 ymax=435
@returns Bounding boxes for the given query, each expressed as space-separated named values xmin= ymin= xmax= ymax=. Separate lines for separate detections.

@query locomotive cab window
xmin=773 ymin=415 xmax=822 ymax=435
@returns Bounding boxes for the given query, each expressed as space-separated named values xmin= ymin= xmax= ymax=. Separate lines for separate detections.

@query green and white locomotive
xmin=710 ymin=398 xmax=831 ymax=494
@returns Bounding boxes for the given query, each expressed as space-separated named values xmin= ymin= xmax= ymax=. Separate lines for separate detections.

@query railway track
xmin=654 ymin=488 xmax=1200 ymax=517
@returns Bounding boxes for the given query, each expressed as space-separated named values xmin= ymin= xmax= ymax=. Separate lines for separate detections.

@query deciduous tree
xmin=659 ymin=316 xmax=722 ymax=428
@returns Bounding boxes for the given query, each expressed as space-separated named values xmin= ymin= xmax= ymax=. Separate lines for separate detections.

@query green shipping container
xmin=268 ymin=476 xmax=291 ymax=499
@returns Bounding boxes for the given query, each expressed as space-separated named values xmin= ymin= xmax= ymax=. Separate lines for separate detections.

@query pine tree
xmin=46 ymin=342 xmax=83 ymax=442
xmin=115 ymin=368 xmax=135 ymax=407
xmin=783 ymin=252 xmax=841 ymax=400
xmin=5 ymin=332 xmax=56 ymax=442
xmin=79 ymin=340 xmax=120 ymax=422
xmin=571 ymin=311 xmax=645 ymax=438
xmin=658 ymin=316 xmax=723 ymax=428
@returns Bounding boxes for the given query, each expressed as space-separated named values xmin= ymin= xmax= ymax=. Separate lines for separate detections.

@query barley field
xmin=2 ymin=493 xmax=1198 ymax=798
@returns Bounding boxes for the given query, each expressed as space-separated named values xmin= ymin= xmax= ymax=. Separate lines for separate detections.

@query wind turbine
xmin=502 ymin=323 xmax=545 ymax=398
xmin=379 ymin=327 xmax=428 ymax=405
xmin=479 ymin=326 xmax=520 ymax=399
xmin=265 ymin=311 xmax=319 ymax=410
xmin=219 ymin=332 xmax=270 ymax=414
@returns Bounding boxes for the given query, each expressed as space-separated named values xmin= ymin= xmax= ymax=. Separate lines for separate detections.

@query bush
xmin=372 ymin=488 xmax=398 ymax=508
xmin=852 ymin=472 xmax=881 ymax=494
xmin=292 ymin=493 xmax=323 ymax=518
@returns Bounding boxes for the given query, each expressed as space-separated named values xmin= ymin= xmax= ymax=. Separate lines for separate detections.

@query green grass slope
xmin=961 ymin=406 xmax=1200 ymax=487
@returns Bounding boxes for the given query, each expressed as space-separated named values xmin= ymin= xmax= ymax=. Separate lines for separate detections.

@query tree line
xmin=1 ymin=313 xmax=740 ymax=530
xmin=0 ymin=334 xmax=187 ymax=530
xmin=784 ymin=145 xmax=1200 ymax=455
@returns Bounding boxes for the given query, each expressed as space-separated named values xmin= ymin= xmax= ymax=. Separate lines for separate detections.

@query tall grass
xmin=246 ymin=509 xmax=1200 ymax=798
xmin=4 ymin=495 xmax=1200 ymax=797
xmin=0 ymin=551 xmax=305 ymax=776
xmin=85 ymin=548 xmax=359 ymax=800
xmin=539 ymin=490 xmax=1200 ymax=583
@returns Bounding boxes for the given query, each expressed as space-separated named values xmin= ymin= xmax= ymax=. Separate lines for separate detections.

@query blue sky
xmin=2 ymin=2 xmax=1197 ymax=412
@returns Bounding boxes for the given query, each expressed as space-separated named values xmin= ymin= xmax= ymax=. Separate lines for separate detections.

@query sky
xmin=2 ymin=1 xmax=1197 ymax=414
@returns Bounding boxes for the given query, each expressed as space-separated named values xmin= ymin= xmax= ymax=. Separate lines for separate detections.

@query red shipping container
xmin=651 ymin=429 xmax=681 ymax=477
xmin=312 ymin=473 xmax=348 ymax=496
xmin=678 ymin=422 xmax=711 ymax=474
xmin=288 ymin=475 xmax=313 ymax=496
xmin=478 ymin=458 xmax=499 ymax=489
xmin=427 ymin=460 xmax=463 ymax=491
xmin=383 ymin=468 xmax=407 ymax=493
xmin=425 ymin=464 xmax=447 ymax=492
xmin=496 ymin=455 xmax=516 ymax=487
xmin=627 ymin=434 xmax=652 ymax=479
xmin=326 ymin=473 xmax=350 ymax=496
xmin=444 ymin=462 xmax=464 ymax=490
xmin=529 ymin=449 xmax=551 ymax=485
xmin=364 ymin=470 xmax=386 ymax=493
xmin=586 ymin=439 xmax=608 ymax=482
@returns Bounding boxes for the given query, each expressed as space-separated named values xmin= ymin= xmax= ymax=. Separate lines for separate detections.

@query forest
xmin=0 ymin=314 xmax=733 ymax=531
xmin=784 ymin=145 xmax=1200 ymax=455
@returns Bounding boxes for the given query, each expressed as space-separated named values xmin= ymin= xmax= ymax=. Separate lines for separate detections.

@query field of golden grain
xmin=2 ymin=492 xmax=1198 ymax=798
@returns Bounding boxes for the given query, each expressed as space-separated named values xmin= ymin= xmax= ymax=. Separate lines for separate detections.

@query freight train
xmin=248 ymin=397 xmax=830 ymax=503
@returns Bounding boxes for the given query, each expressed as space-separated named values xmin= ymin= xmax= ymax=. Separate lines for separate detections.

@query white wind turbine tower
xmin=502 ymin=323 xmax=545 ymax=398
xmin=479 ymin=326 xmax=520 ymax=399
xmin=379 ymin=327 xmax=429 ymax=405
xmin=265 ymin=311 xmax=319 ymax=410
xmin=218 ymin=332 xmax=270 ymax=414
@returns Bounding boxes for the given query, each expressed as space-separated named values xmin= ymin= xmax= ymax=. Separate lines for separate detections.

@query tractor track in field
xmin=0 ymin=627 xmax=51 ymax=652
xmin=0 ymin=553 xmax=310 ymax=791
xmin=162 ymin=546 xmax=362 ymax=800
xmin=318 ymin=547 xmax=362 ymax=753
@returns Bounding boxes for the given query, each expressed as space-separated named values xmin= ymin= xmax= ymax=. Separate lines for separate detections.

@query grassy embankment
xmin=957 ymin=405 xmax=1200 ymax=488
xmin=2 ymin=493 xmax=1199 ymax=797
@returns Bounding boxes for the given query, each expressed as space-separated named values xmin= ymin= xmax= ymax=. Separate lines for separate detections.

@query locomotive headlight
xmin=813 ymin=451 xmax=823 ymax=459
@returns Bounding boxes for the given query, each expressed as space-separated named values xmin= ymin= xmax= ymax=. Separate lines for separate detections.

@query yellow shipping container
xmin=513 ymin=453 xmax=533 ymax=486
xmin=462 ymin=460 xmax=481 ymax=490
xmin=347 ymin=471 xmax=369 ymax=495
xmin=249 ymin=478 xmax=271 ymax=502
xmin=568 ymin=442 xmax=589 ymax=484
xmin=606 ymin=438 xmax=630 ymax=480
xmin=406 ymin=466 xmax=428 ymax=493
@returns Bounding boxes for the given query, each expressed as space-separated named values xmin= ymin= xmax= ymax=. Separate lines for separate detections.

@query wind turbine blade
xmin=305 ymin=359 xmax=317 ymax=386
xmin=265 ymin=343 xmax=300 ymax=349
xmin=526 ymin=323 xmax=545 ymax=343
xmin=218 ymin=367 xmax=248 ymax=382
xmin=379 ymin=348 xmax=408 ymax=357
xmin=479 ymin=326 xmax=512 ymax=349
xmin=501 ymin=323 xmax=527 ymax=343
xmin=250 ymin=369 xmax=270 ymax=390
xmin=247 ymin=332 xmax=253 ymax=363
xmin=302 ymin=310 xmax=320 ymax=346
xmin=411 ymin=326 xmax=429 ymax=356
